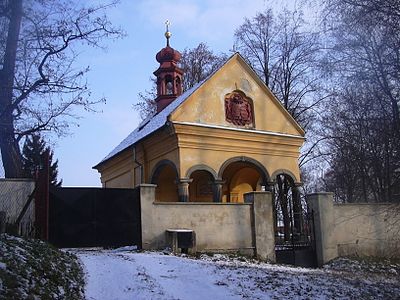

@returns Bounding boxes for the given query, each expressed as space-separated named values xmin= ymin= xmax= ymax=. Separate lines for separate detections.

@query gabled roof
xmin=93 ymin=77 xmax=208 ymax=169
xmin=94 ymin=53 xmax=305 ymax=169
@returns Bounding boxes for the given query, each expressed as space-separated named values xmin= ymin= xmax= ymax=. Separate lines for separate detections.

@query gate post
xmin=307 ymin=192 xmax=338 ymax=266
xmin=139 ymin=184 xmax=157 ymax=250
xmin=245 ymin=191 xmax=275 ymax=262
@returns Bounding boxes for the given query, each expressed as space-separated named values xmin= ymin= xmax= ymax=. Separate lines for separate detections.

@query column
xmin=177 ymin=178 xmax=192 ymax=202
xmin=265 ymin=181 xmax=275 ymax=192
xmin=212 ymin=179 xmax=225 ymax=202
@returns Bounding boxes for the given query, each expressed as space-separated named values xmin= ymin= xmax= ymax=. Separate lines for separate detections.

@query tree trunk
xmin=0 ymin=0 xmax=24 ymax=178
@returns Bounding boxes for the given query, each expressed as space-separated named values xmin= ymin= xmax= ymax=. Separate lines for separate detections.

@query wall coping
xmin=243 ymin=191 xmax=272 ymax=195
xmin=306 ymin=192 xmax=334 ymax=196
xmin=333 ymin=202 xmax=398 ymax=206
xmin=0 ymin=178 xmax=35 ymax=183
xmin=139 ymin=184 xmax=157 ymax=188
xmin=153 ymin=202 xmax=252 ymax=206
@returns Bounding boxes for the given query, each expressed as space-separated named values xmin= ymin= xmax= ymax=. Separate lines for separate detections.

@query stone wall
xmin=139 ymin=184 xmax=275 ymax=261
xmin=308 ymin=193 xmax=400 ymax=266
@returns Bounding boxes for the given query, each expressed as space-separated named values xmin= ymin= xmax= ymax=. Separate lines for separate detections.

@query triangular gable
xmin=170 ymin=53 xmax=305 ymax=136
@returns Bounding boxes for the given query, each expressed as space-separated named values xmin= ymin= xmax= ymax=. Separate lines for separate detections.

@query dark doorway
xmin=273 ymin=174 xmax=317 ymax=267
xmin=49 ymin=187 xmax=141 ymax=248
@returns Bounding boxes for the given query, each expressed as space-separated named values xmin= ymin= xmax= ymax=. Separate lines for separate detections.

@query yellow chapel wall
xmin=170 ymin=54 xmax=304 ymax=137
xmin=97 ymin=127 xmax=181 ymax=189
xmin=174 ymin=123 xmax=304 ymax=184
xmin=97 ymin=148 xmax=135 ymax=188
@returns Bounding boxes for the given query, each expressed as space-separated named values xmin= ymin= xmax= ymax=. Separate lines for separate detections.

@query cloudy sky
xmin=50 ymin=0 xmax=315 ymax=186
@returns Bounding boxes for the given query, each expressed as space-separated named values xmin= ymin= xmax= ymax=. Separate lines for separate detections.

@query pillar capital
xmin=176 ymin=177 xmax=193 ymax=184
xmin=214 ymin=179 xmax=226 ymax=185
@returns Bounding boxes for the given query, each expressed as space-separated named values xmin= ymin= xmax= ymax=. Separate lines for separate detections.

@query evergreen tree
xmin=22 ymin=135 xmax=62 ymax=187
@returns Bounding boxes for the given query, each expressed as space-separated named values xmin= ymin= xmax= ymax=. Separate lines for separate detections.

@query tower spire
xmin=165 ymin=20 xmax=171 ymax=47
xmin=153 ymin=20 xmax=184 ymax=113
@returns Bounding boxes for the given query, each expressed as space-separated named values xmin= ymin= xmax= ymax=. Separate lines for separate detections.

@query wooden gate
xmin=49 ymin=187 xmax=141 ymax=248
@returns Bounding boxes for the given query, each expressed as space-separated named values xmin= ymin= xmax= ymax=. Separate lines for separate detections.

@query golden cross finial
xmin=164 ymin=20 xmax=172 ymax=46
xmin=165 ymin=20 xmax=170 ymax=32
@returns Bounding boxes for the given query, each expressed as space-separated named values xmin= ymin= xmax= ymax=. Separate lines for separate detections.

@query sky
xmin=33 ymin=0 xmax=315 ymax=187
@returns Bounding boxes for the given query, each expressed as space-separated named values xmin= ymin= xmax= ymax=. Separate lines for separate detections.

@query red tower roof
xmin=156 ymin=45 xmax=181 ymax=63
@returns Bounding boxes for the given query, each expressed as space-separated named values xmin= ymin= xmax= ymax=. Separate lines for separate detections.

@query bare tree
xmin=234 ymin=8 xmax=324 ymax=130
xmin=0 ymin=0 xmax=123 ymax=178
xmin=180 ymin=43 xmax=227 ymax=92
xmin=321 ymin=0 xmax=400 ymax=202
xmin=323 ymin=0 xmax=400 ymax=129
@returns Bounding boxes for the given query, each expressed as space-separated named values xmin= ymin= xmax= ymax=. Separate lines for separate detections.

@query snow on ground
xmin=73 ymin=249 xmax=400 ymax=300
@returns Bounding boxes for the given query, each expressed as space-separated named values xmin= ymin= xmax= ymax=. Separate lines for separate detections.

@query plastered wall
xmin=143 ymin=201 xmax=253 ymax=251
xmin=333 ymin=203 xmax=400 ymax=257
xmin=140 ymin=184 xmax=275 ymax=260
xmin=308 ymin=193 xmax=400 ymax=265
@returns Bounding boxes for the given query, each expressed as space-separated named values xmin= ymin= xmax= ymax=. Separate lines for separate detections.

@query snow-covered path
xmin=77 ymin=251 xmax=240 ymax=300
xmin=74 ymin=249 xmax=400 ymax=300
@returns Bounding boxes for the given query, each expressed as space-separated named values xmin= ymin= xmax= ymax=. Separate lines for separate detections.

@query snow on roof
xmin=96 ymin=80 xmax=205 ymax=167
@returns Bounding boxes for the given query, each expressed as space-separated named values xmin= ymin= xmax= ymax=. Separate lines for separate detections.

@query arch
xmin=150 ymin=159 xmax=179 ymax=184
xmin=189 ymin=169 xmax=215 ymax=202
xmin=219 ymin=156 xmax=270 ymax=203
xmin=218 ymin=156 xmax=270 ymax=184
xmin=273 ymin=170 xmax=303 ymax=247
xmin=186 ymin=164 xmax=217 ymax=180
xmin=270 ymin=169 xmax=298 ymax=184
xmin=150 ymin=159 xmax=179 ymax=202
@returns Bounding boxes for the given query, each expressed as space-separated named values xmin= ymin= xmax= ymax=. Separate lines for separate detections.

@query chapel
xmin=93 ymin=26 xmax=305 ymax=203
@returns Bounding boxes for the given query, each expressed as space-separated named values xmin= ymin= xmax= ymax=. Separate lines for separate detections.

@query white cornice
xmin=172 ymin=121 xmax=305 ymax=140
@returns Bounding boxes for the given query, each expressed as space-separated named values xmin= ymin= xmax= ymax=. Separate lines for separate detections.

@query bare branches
xmin=319 ymin=0 xmax=400 ymax=202
xmin=234 ymin=7 xmax=325 ymax=132
xmin=180 ymin=43 xmax=227 ymax=92
xmin=0 ymin=0 xmax=123 ymax=177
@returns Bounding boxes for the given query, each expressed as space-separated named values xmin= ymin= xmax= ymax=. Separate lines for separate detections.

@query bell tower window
xmin=165 ymin=76 xmax=173 ymax=95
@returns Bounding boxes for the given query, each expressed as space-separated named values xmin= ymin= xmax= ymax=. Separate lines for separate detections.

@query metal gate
xmin=49 ymin=187 xmax=141 ymax=248
xmin=273 ymin=175 xmax=317 ymax=267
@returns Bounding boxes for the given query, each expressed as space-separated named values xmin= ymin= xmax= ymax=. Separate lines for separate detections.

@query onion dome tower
xmin=153 ymin=20 xmax=184 ymax=113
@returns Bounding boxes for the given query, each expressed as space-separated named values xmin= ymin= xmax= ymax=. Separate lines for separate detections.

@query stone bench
xmin=166 ymin=229 xmax=196 ymax=254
